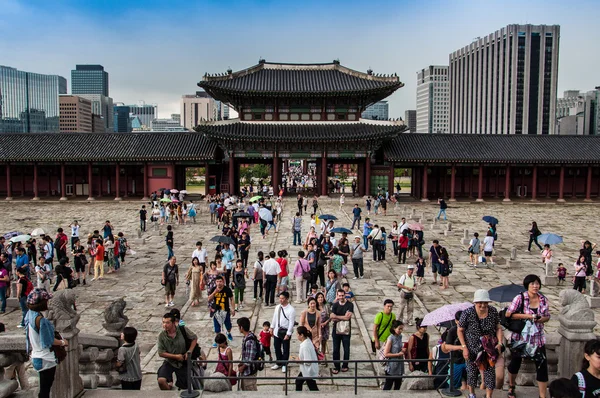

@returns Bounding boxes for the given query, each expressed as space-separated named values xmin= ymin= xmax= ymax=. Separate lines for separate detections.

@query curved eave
xmin=198 ymin=82 xmax=404 ymax=98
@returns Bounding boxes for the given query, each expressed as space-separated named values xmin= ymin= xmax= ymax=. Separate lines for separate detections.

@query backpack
xmin=575 ymin=371 xmax=586 ymax=395
xmin=249 ymin=334 xmax=265 ymax=373
xmin=118 ymin=238 xmax=127 ymax=254
xmin=586 ymin=262 xmax=594 ymax=277
xmin=24 ymin=278 xmax=34 ymax=296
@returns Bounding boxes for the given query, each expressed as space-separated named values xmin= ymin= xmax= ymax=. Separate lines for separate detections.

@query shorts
xmin=74 ymin=260 xmax=86 ymax=273
xmin=164 ymin=282 xmax=176 ymax=296
xmin=431 ymin=262 xmax=440 ymax=273
xmin=484 ymin=251 xmax=493 ymax=257
xmin=213 ymin=311 xmax=232 ymax=333
xmin=279 ymin=276 xmax=289 ymax=287
xmin=157 ymin=361 xmax=188 ymax=389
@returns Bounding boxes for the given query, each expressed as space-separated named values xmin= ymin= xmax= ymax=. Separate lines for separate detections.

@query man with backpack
xmin=237 ymin=317 xmax=262 ymax=391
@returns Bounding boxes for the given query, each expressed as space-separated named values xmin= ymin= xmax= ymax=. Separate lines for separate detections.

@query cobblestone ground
xmin=1 ymin=197 xmax=598 ymax=395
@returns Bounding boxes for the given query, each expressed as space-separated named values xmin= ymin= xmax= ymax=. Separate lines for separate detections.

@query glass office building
xmin=71 ymin=65 xmax=109 ymax=96
xmin=0 ymin=65 xmax=67 ymax=133
xmin=113 ymin=104 xmax=132 ymax=132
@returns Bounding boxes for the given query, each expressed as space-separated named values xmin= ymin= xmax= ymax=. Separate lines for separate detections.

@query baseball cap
xmin=27 ymin=288 xmax=53 ymax=306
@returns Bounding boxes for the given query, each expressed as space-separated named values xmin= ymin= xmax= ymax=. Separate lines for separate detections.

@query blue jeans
xmin=0 ymin=286 xmax=6 ymax=312
xmin=19 ymin=296 xmax=28 ymax=326
xmin=351 ymin=217 xmax=360 ymax=229
xmin=114 ymin=256 xmax=120 ymax=271
xmin=448 ymin=362 xmax=466 ymax=389
xmin=293 ymin=231 xmax=301 ymax=245
xmin=332 ymin=331 xmax=351 ymax=371
xmin=267 ymin=221 xmax=277 ymax=231
xmin=437 ymin=209 xmax=447 ymax=220
xmin=363 ymin=236 xmax=369 ymax=250
xmin=167 ymin=246 xmax=174 ymax=260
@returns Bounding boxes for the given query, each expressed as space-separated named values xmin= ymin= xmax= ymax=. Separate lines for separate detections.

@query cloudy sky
xmin=2 ymin=0 xmax=598 ymax=118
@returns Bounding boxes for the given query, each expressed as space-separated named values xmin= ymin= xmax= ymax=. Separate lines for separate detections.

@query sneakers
xmin=168 ymin=301 xmax=175 ymax=307
xmin=360 ymin=276 xmax=364 ymax=279
xmin=227 ymin=333 xmax=233 ymax=341
xmin=282 ymin=366 xmax=287 ymax=373
xmin=271 ymin=364 xmax=280 ymax=370
xmin=408 ymin=321 xmax=414 ymax=326
xmin=17 ymin=324 xmax=24 ymax=328
xmin=352 ymin=277 xmax=357 ymax=280
xmin=165 ymin=303 xmax=170 ymax=308
xmin=83 ymin=279 xmax=86 ymax=285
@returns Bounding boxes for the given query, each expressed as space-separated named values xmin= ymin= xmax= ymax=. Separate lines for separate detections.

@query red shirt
xmin=114 ymin=240 xmax=120 ymax=256
xmin=276 ymin=258 xmax=288 ymax=277
xmin=259 ymin=330 xmax=271 ymax=347
xmin=95 ymin=245 xmax=105 ymax=261
xmin=399 ymin=235 xmax=409 ymax=249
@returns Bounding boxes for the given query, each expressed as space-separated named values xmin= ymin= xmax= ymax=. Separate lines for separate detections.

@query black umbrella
xmin=488 ymin=284 xmax=524 ymax=303
xmin=319 ymin=214 xmax=338 ymax=221
xmin=210 ymin=235 xmax=236 ymax=246
xmin=330 ymin=227 xmax=353 ymax=234
xmin=233 ymin=212 xmax=251 ymax=218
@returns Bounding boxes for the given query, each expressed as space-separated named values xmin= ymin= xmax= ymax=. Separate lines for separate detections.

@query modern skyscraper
xmin=127 ymin=102 xmax=157 ymax=130
xmin=76 ymin=94 xmax=113 ymax=132
xmin=113 ymin=104 xmax=132 ymax=133
xmin=449 ymin=24 xmax=560 ymax=134
xmin=71 ymin=65 xmax=109 ymax=96
xmin=556 ymin=89 xmax=600 ymax=135
xmin=151 ymin=118 xmax=189 ymax=132
xmin=404 ymin=110 xmax=417 ymax=133
xmin=180 ymin=91 xmax=217 ymax=129
xmin=416 ymin=66 xmax=450 ymax=133
xmin=362 ymin=101 xmax=389 ymax=120
xmin=0 ymin=65 xmax=67 ymax=133
xmin=59 ymin=95 xmax=93 ymax=132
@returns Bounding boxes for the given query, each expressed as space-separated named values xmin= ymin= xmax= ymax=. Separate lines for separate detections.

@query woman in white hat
xmin=456 ymin=289 xmax=503 ymax=398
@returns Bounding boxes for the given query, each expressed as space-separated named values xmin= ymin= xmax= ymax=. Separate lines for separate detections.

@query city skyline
xmin=1 ymin=0 xmax=599 ymax=119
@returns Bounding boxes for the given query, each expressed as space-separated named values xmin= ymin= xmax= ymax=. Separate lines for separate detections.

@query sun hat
xmin=407 ymin=264 xmax=415 ymax=269
xmin=27 ymin=288 xmax=53 ymax=306
xmin=473 ymin=289 xmax=491 ymax=303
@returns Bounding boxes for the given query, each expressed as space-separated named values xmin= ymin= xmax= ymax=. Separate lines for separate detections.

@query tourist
xmin=69 ymin=221 xmax=80 ymax=250
xmin=571 ymin=339 xmax=600 ymax=397
xmin=436 ymin=198 xmax=448 ymax=220
xmin=232 ymin=259 xmax=246 ymax=311
xmin=299 ymin=297 xmax=322 ymax=350
xmin=104 ymin=236 xmax=115 ymax=273
xmin=350 ymin=236 xmax=366 ymax=280
xmin=215 ymin=333 xmax=236 ymax=386
xmin=221 ymin=243 xmax=234 ymax=286
xmin=270 ymin=291 xmax=296 ymax=373
xmin=165 ymin=225 xmax=174 ymax=261
xmin=380 ymin=195 xmax=387 ymax=216
xmin=305 ymin=227 xmax=317 ymax=249
xmin=382 ymin=320 xmax=406 ymax=390
xmin=407 ymin=317 xmax=429 ymax=373
xmin=297 ymin=194 xmax=303 ymax=215
xmin=237 ymin=317 xmax=259 ymax=391
xmin=373 ymin=196 xmax=380 ymax=215
xmin=398 ymin=230 xmax=409 ymax=264
xmin=186 ymin=257 xmax=203 ymax=306
xmin=157 ymin=312 xmax=197 ymax=390
xmin=542 ymin=243 xmax=554 ymax=275
xmin=312 ymin=196 xmax=318 ymax=215
xmin=330 ymin=247 xmax=344 ymax=278
xmin=574 ymin=255 xmax=588 ymax=293
xmin=252 ymin=251 xmax=264 ymax=301
xmin=528 ymin=221 xmax=543 ymax=251
xmin=292 ymin=212 xmax=303 ymax=246
xmin=55 ymin=228 xmax=68 ymax=261
xmin=330 ymin=289 xmax=353 ymax=374
xmin=259 ymin=321 xmax=273 ymax=362
xmin=207 ymin=276 xmax=235 ymax=345
xmin=294 ymin=251 xmax=310 ymax=303
xmin=72 ymin=238 xmax=87 ymax=285
xmin=506 ymin=274 xmax=550 ymax=398
xmin=276 ymin=250 xmax=289 ymax=294
xmin=295 ymin=326 xmax=319 ymax=391
xmin=351 ymin=204 xmax=362 ymax=230
xmin=139 ymin=205 xmax=147 ymax=232
xmin=548 ymin=378 xmax=580 ymax=398
xmin=365 ymin=196 xmax=372 ymax=215
xmin=372 ymin=299 xmax=396 ymax=351
xmin=16 ymin=268 xmax=31 ymax=328
xmin=263 ymin=251 xmax=280 ymax=306
xmin=442 ymin=310 xmax=468 ymax=391
xmin=556 ymin=262 xmax=568 ymax=285
xmin=580 ymin=240 xmax=597 ymax=272
xmin=457 ymin=289 xmax=502 ymax=398
xmin=397 ymin=265 xmax=416 ymax=325
xmin=89 ymin=238 xmax=104 ymax=282
xmin=467 ymin=232 xmax=480 ymax=267
xmin=192 ymin=241 xmax=208 ymax=269
xmin=116 ymin=232 xmax=128 ymax=267
xmin=25 ymin=288 xmax=67 ymax=398
xmin=151 ymin=205 xmax=161 ymax=230
xmin=368 ymin=224 xmax=383 ymax=262
xmin=482 ymin=231 xmax=495 ymax=266
xmin=362 ymin=218 xmax=373 ymax=249
xmin=315 ymin=292 xmax=330 ymax=360
xmin=42 ymin=236 xmax=54 ymax=272
xmin=438 ymin=247 xmax=451 ymax=290
xmin=429 ymin=240 xmax=441 ymax=285
xmin=339 ymin=194 xmax=345 ymax=211
xmin=102 ymin=220 xmax=113 ymax=239
xmin=390 ymin=221 xmax=399 ymax=256
xmin=162 ymin=257 xmax=179 ymax=308
xmin=325 ymin=270 xmax=340 ymax=305
xmin=414 ymin=256 xmax=426 ymax=285
xmin=117 ymin=326 xmax=142 ymax=390
xmin=15 ymin=247 xmax=30 ymax=280
xmin=35 ymin=256 xmax=51 ymax=291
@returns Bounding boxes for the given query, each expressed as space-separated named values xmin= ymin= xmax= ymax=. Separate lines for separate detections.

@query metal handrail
xmin=180 ymin=354 xmax=461 ymax=397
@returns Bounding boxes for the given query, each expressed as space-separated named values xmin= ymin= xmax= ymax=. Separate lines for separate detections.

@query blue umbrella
xmin=330 ymin=227 xmax=353 ymax=234
xmin=319 ymin=214 xmax=338 ymax=221
xmin=538 ymin=233 xmax=563 ymax=245
xmin=482 ymin=216 xmax=498 ymax=225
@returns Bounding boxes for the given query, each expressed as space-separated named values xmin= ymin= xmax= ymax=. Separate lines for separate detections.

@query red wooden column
xmin=421 ymin=164 xmax=429 ymax=202
xmin=59 ymin=163 xmax=67 ymax=201
xmin=321 ymin=154 xmax=328 ymax=196
xmin=115 ymin=163 xmax=122 ymax=201
xmin=449 ymin=164 xmax=456 ymax=201
xmin=272 ymin=155 xmax=280 ymax=192
xmin=388 ymin=163 xmax=394 ymax=195
xmin=557 ymin=165 xmax=566 ymax=202
xmin=503 ymin=165 xmax=511 ymax=202
xmin=228 ymin=154 xmax=235 ymax=195
xmin=364 ymin=156 xmax=371 ymax=197
xmin=142 ymin=163 xmax=149 ymax=200
xmin=476 ymin=164 xmax=484 ymax=202
xmin=585 ymin=165 xmax=593 ymax=202
xmin=87 ymin=163 xmax=95 ymax=201
xmin=531 ymin=166 xmax=538 ymax=202
xmin=32 ymin=163 xmax=40 ymax=200
xmin=204 ymin=163 xmax=209 ymax=196
xmin=5 ymin=164 xmax=13 ymax=201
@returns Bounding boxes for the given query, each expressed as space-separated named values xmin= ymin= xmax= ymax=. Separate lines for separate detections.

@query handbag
xmin=499 ymin=293 xmax=526 ymax=333
xmin=336 ymin=320 xmax=350 ymax=335
xmin=299 ymin=260 xmax=311 ymax=280
xmin=180 ymin=325 xmax=201 ymax=360
xmin=277 ymin=306 xmax=289 ymax=339
xmin=341 ymin=264 xmax=348 ymax=276
xmin=402 ymin=291 xmax=414 ymax=301
xmin=51 ymin=331 xmax=67 ymax=363
xmin=55 ymin=277 xmax=68 ymax=291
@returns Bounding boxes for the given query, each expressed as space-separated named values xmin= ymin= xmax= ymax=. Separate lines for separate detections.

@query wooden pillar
xmin=531 ymin=166 xmax=538 ymax=202
xmin=228 ymin=155 xmax=235 ymax=195
xmin=571 ymin=168 xmax=578 ymax=198
xmin=585 ymin=165 xmax=593 ymax=202
xmin=115 ymin=163 xmax=122 ymax=201
xmin=272 ymin=155 xmax=280 ymax=192
xmin=503 ymin=165 xmax=511 ymax=202
xmin=494 ymin=169 xmax=499 ymax=198
xmin=546 ymin=170 xmax=551 ymax=198
xmin=20 ymin=167 xmax=25 ymax=196
xmin=476 ymin=164 xmax=484 ymax=202
xmin=388 ymin=163 xmax=394 ymax=196
xmin=321 ymin=154 xmax=328 ymax=196
xmin=364 ymin=156 xmax=371 ymax=197
xmin=98 ymin=167 xmax=103 ymax=197
xmin=87 ymin=163 xmax=95 ymax=201
xmin=142 ymin=163 xmax=149 ymax=200
xmin=449 ymin=164 xmax=456 ymax=201
xmin=557 ymin=165 xmax=566 ymax=202
xmin=468 ymin=168 xmax=473 ymax=198
xmin=123 ymin=167 xmax=129 ymax=198
xmin=5 ymin=164 xmax=13 ymax=201
xmin=421 ymin=164 xmax=429 ymax=202
xmin=204 ymin=163 xmax=209 ymax=196
xmin=59 ymin=163 xmax=67 ymax=201
xmin=32 ymin=163 xmax=39 ymax=200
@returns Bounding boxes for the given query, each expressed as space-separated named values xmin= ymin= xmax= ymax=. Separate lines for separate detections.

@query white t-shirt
xmin=44 ymin=243 xmax=53 ymax=260
xmin=192 ymin=248 xmax=207 ymax=263
xmin=263 ymin=258 xmax=280 ymax=276
xmin=71 ymin=225 xmax=80 ymax=237
xmin=253 ymin=260 xmax=264 ymax=280
xmin=483 ymin=236 xmax=494 ymax=252
xmin=399 ymin=223 xmax=409 ymax=234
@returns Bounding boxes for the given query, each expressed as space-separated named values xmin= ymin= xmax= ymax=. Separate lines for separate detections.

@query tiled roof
xmin=199 ymin=61 xmax=403 ymax=96
xmin=0 ymin=132 xmax=217 ymax=162
xmin=196 ymin=120 xmax=406 ymax=143
xmin=385 ymin=134 xmax=600 ymax=164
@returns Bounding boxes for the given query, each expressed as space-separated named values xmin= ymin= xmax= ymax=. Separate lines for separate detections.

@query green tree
xmin=186 ymin=167 xmax=205 ymax=185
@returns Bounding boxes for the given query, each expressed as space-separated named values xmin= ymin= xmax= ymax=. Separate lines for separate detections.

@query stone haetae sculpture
xmin=47 ymin=289 xmax=80 ymax=334
xmin=559 ymin=289 xmax=594 ymax=322
xmin=102 ymin=298 xmax=129 ymax=338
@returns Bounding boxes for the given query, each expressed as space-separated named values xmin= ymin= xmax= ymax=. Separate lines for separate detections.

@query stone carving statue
xmin=102 ymin=298 xmax=129 ymax=333
xmin=47 ymin=289 xmax=80 ymax=334
xmin=559 ymin=289 xmax=594 ymax=322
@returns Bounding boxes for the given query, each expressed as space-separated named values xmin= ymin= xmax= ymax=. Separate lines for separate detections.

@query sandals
xmin=507 ymin=385 xmax=516 ymax=398
xmin=341 ymin=368 xmax=349 ymax=372
xmin=331 ymin=369 xmax=339 ymax=374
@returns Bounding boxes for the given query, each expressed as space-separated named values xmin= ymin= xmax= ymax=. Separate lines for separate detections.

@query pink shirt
xmin=293 ymin=258 xmax=310 ymax=278
xmin=574 ymin=261 xmax=587 ymax=277
xmin=0 ymin=268 xmax=8 ymax=288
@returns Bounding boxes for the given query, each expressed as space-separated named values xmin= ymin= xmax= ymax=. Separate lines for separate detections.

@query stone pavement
xmin=0 ymin=197 xmax=598 ymax=396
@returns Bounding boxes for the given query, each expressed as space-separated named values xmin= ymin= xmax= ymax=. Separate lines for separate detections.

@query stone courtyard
xmin=1 ymin=196 xmax=599 ymax=396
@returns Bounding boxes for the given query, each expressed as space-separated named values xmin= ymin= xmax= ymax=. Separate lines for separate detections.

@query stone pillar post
xmin=460 ymin=229 xmax=470 ymax=245
xmin=114 ymin=164 xmax=122 ymax=201
xmin=87 ymin=163 xmax=95 ymax=201
xmin=557 ymin=165 xmax=566 ymax=203
xmin=59 ymin=163 xmax=68 ymax=201
xmin=476 ymin=164 xmax=484 ymax=202
xmin=503 ymin=165 xmax=511 ymax=202
xmin=321 ymin=154 xmax=328 ymax=196
xmin=364 ymin=156 xmax=371 ymax=197
xmin=32 ymin=163 xmax=40 ymax=200
xmin=421 ymin=164 xmax=429 ymax=202
xmin=585 ymin=165 xmax=593 ymax=202
xmin=508 ymin=247 xmax=521 ymax=267
xmin=449 ymin=164 xmax=456 ymax=202
xmin=531 ymin=165 xmax=538 ymax=201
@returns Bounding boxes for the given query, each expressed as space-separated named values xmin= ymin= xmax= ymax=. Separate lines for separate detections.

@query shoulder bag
xmin=299 ymin=260 xmax=311 ymax=280
xmin=180 ymin=326 xmax=201 ymax=360
xmin=335 ymin=305 xmax=351 ymax=335
xmin=371 ymin=312 xmax=393 ymax=352
xmin=499 ymin=293 xmax=526 ymax=333
xmin=277 ymin=306 xmax=289 ymax=340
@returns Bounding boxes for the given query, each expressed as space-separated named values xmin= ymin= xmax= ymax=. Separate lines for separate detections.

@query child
xmin=415 ymin=256 xmax=426 ymax=285
xmin=232 ymin=260 xmax=246 ymax=311
xmin=215 ymin=333 xmax=235 ymax=385
xmin=117 ymin=327 xmax=142 ymax=390
xmin=259 ymin=321 xmax=274 ymax=362
xmin=555 ymin=263 xmax=567 ymax=285
xmin=276 ymin=250 xmax=289 ymax=293
xmin=342 ymin=283 xmax=355 ymax=302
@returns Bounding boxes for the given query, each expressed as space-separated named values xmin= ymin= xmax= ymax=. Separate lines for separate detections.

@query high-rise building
xmin=76 ymin=94 xmax=113 ymax=132
xmin=71 ymin=65 xmax=109 ymax=96
xmin=59 ymin=95 xmax=93 ymax=132
xmin=151 ymin=118 xmax=189 ymax=132
xmin=416 ymin=66 xmax=450 ymax=133
xmin=449 ymin=24 xmax=560 ymax=134
xmin=180 ymin=91 xmax=217 ymax=129
xmin=556 ymin=89 xmax=600 ymax=135
xmin=171 ymin=114 xmax=181 ymax=124
xmin=362 ymin=101 xmax=389 ymax=120
xmin=0 ymin=65 xmax=67 ymax=133
xmin=404 ymin=110 xmax=417 ymax=133
xmin=113 ymin=104 xmax=132 ymax=133
xmin=92 ymin=114 xmax=104 ymax=133
xmin=127 ymin=102 xmax=157 ymax=130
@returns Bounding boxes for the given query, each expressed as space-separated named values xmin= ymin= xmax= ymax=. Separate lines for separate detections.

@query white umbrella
xmin=258 ymin=207 xmax=273 ymax=222
xmin=180 ymin=190 xmax=188 ymax=194
xmin=10 ymin=234 xmax=32 ymax=243
xmin=170 ymin=189 xmax=179 ymax=193
xmin=31 ymin=228 xmax=46 ymax=237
